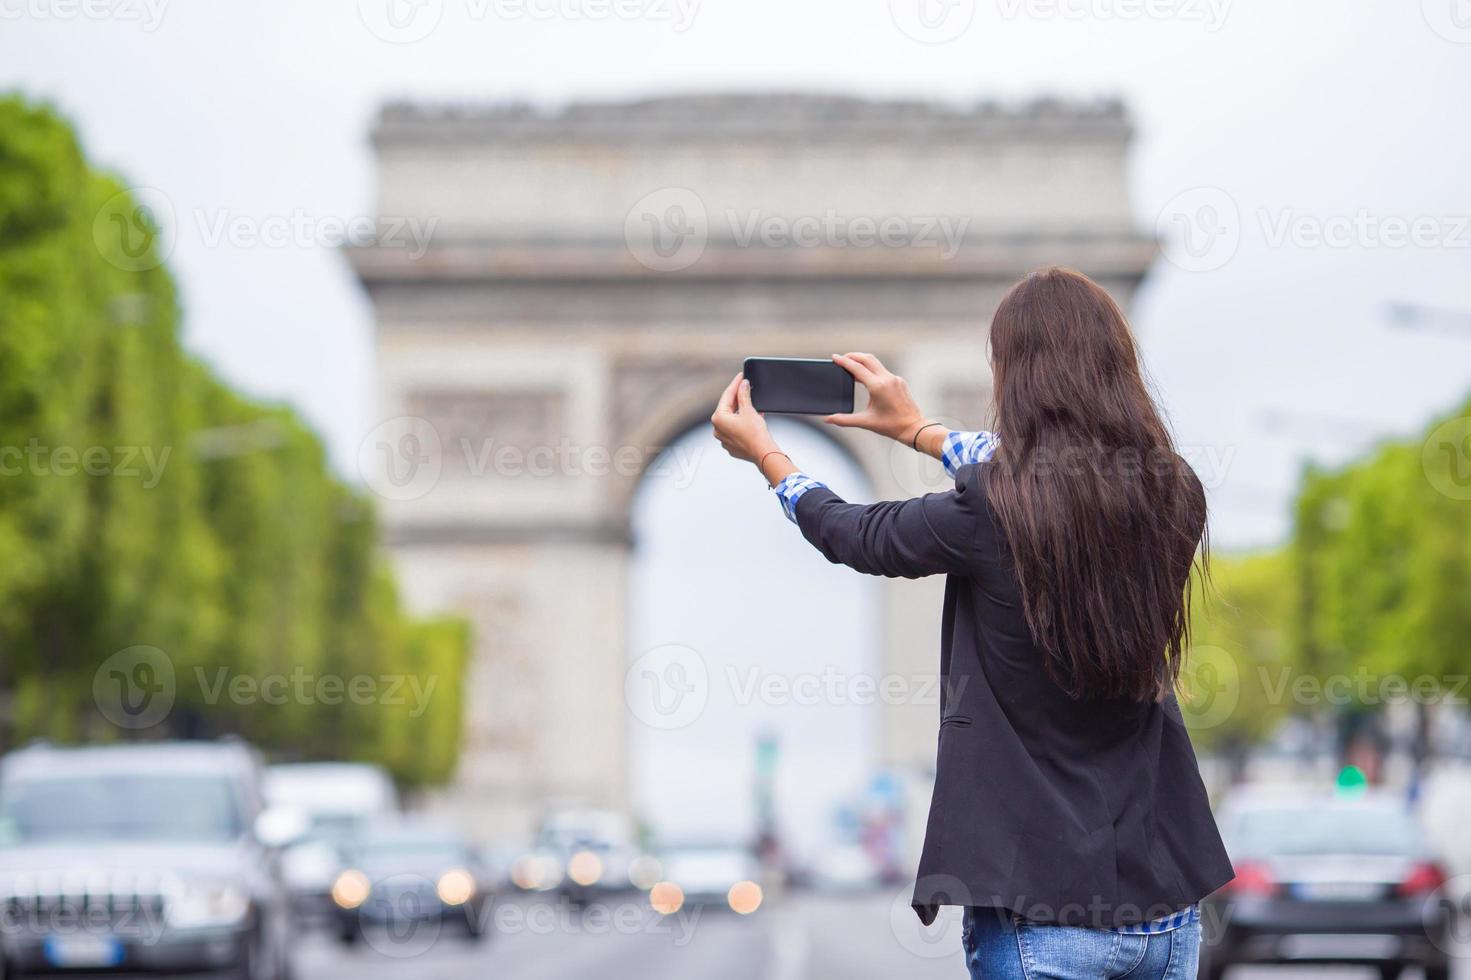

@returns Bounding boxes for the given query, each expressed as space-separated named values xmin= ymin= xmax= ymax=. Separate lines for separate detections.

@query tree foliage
xmin=0 ymin=97 xmax=467 ymax=787
xmin=1293 ymin=417 xmax=1471 ymax=687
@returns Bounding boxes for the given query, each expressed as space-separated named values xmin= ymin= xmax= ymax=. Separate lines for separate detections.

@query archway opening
xmin=628 ymin=417 xmax=880 ymax=864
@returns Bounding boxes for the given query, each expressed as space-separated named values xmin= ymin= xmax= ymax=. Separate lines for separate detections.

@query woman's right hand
xmin=824 ymin=352 xmax=928 ymax=443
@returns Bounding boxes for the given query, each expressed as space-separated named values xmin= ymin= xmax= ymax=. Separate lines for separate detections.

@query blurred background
xmin=2 ymin=1 xmax=1470 ymax=977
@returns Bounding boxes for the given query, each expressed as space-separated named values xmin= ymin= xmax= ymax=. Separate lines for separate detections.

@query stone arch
xmin=350 ymin=94 xmax=1154 ymax=838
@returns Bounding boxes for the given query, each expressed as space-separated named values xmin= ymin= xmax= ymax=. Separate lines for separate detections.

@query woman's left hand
xmin=710 ymin=373 xmax=778 ymax=464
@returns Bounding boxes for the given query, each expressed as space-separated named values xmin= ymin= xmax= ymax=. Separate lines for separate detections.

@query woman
xmin=710 ymin=267 xmax=1232 ymax=979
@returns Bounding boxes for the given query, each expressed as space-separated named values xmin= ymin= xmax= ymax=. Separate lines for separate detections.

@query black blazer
xmin=793 ymin=462 xmax=1233 ymax=929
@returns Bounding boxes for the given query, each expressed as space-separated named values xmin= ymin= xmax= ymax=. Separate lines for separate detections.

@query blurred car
xmin=329 ymin=821 xmax=493 ymax=942
xmin=263 ymin=762 xmax=398 ymax=922
xmin=649 ymin=841 xmax=764 ymax=915
xmin=0 ymin=740 xmax=299 ymax=979
xmin=1200 ymin=788 xmax=1453 ymax=980
xmin=522 ymin=809 xmax=647 ymax=904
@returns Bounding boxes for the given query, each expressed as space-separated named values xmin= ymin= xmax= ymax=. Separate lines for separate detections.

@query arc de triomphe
xmin=350 ymin=94 xmax=1154 ymax=837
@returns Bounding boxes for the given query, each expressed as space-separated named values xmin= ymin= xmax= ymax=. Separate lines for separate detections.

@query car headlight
xmin=649 ymin=881 xmax=684 ymax=915
xmin=510 ymin=853 xmax=563 ymax=891
xmin=331 ymin=869 xmax=372 ymax=910
xmin=567 ymin=850 xmax=603 ymax=887
xmin=168 ymin=880 xmax=251 ymax=929
xmin=727 ymin=880 xmax=762 ymax=915
xmin=436 ymin=869 xmax=476 ymax=906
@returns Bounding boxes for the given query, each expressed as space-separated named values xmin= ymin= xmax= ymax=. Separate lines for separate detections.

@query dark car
xmin=1200 ymin=789 xmax=1454 ymax=980
xmin=0 ymin=740 xmax=300 ymax=979
xmin=523 ymin=806 xmax=650 ymax=906
xmin=329 ymin=822 xmax=493 ymax=943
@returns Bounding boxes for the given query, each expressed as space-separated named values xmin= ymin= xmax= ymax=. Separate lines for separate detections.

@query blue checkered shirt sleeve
xmin=940 ymin=429 xmax=1000 ymax=477
xmin=772 ymin=430 xmax=1002 ymax=524
xmin=772 ymin=473 xmax=828 ymax=524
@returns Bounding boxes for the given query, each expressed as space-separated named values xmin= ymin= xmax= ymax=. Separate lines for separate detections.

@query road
xmin=294 ymin=891 xmax=1470 ymax=980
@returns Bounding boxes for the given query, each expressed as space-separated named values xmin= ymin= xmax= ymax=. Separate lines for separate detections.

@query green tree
xmin=0 ymin=96 xmax=468 ymax=788
xmin=1181 ymin=551 xmax=1298 ymax=778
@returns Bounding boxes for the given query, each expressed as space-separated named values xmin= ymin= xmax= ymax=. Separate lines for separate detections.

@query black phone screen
xmin=742 ymin=357 xmax=855 ymax=416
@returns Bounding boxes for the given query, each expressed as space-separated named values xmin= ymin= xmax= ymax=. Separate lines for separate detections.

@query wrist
xmin=757 ymin=446 xmax=797 ymax=486
xmin=894 ymin=416 xmax=930 ymax=444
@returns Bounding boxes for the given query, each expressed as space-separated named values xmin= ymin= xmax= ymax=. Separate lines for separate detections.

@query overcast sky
xmin=5 ymin=0 xmax=1471 ymax=854
xmin=4 ymin=0 xmax=1470 ymax=549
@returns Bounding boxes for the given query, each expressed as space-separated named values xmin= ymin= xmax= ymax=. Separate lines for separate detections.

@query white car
xmin=263 ymin=763 xmax=398 ymax=921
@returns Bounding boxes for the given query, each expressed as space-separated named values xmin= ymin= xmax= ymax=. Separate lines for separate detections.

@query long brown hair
xmin=982 ymin=268 xmax=1205 ymax=703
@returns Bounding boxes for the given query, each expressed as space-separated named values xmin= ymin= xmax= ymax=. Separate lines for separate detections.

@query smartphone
xmin=743 ymin=357 xmax=855 ymax=416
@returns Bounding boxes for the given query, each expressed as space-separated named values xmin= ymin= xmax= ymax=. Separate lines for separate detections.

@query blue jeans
xmin=962 ymin=908 xmax=1200 ymax=980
